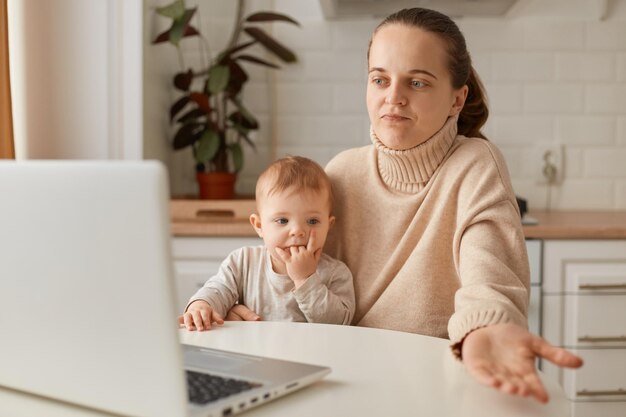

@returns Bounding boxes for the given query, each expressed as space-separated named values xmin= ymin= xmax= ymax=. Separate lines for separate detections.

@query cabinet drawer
xmin=563 ymin=349 xmax=626 ymax=401
xmin=526 ymin=240 xmax=542 ymax=285
xmin=564 ymin=262 xmax=626 ymax=294
xmin=564 ymin=294 xmax=626 ymax=347
xmin=528 ymin=285 xmax=541 ymax=335
xmin=572 ymin=401 xmax=626 ymax=417
xmin=173 ymin=260 xmax=223 ymax=313
xmin=171 ymin=237 xmax=262 ymax=313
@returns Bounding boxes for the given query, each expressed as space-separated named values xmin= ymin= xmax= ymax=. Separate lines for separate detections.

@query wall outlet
xmin=531 ymin=143 xmax=564 ymax=185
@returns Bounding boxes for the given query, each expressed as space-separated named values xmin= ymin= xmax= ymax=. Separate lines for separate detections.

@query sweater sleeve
xmin=292 ymin=260 xmax=355 ymax=325
xmin=185 ymin=249 xmax=243 ymax=318
xmin=448 ymin=198 xmax=530 ymax=351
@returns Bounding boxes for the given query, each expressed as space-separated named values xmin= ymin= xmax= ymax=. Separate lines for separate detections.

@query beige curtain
xmin=0 ymin=0 xmax=15 ymax=159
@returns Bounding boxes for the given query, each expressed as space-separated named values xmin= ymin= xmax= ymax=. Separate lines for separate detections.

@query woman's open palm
xmin=461 ymin=323 xmax=583 ymax=403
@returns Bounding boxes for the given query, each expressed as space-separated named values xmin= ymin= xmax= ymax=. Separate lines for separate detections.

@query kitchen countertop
xmin=522 ymin=210 xmax=626 ymax=239
xmin=170 ymin=200 xmax=626 ymax=239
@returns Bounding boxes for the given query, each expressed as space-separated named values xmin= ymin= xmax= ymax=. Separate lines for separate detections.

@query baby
xmin=179 ymin=156 xmax=355 ymax=331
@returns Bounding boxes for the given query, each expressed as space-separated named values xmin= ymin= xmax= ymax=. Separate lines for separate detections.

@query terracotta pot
xmin=196 ymin=172 xmax=236 ymax=200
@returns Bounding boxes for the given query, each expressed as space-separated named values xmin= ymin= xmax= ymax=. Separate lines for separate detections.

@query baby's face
xmin=254 ymin=187 xmax=334 ymax=266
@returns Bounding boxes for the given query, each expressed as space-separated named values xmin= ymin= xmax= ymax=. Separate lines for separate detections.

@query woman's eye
xmin=275 ymin=218 xmax=288 ymax=225
xmin=411 ymin=80 xmax=426 ymax=88
xmin=307 ymin=218 xmax=320 ymax=225
xmin=372 ymin=78 xmax=385 ymax=86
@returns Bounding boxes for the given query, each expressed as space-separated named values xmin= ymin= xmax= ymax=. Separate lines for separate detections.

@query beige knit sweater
xmin=324 ymin=115 xmax=530 ymax=346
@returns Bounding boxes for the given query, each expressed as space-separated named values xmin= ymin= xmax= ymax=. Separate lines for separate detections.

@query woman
xmin=229 ymin=7 xmax=582 ymax=403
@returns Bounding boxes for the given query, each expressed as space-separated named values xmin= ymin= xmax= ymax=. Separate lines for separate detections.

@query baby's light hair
xmin=255 ymin=156 xmax=334 ymax=212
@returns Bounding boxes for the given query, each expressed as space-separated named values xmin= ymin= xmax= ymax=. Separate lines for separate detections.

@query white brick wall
xmin=492 ymin=52 xmax=554 ymax=81
xmin=556 ymin=116 xmax=616 ymax=145
xmin=586 ymin=21 xmax=626 ymax=50
xmin=616 ymin=181 xmax=626 ymax=207
xmin=147 ymin=0 xmax=626 ymax=209
xmin=554 ymin=180 xmax=614 ymax=209
xmin=564 ymin=147 xmax=584 ymax=178
xmin=585 ymin=84 xmax=626 ymax=114
xmin=484 ymin=83 xmax=524 ymax=114
xmin=618 ymin=53 xmax=626 ymax=82
xmin=556 ymin=52 xmax=615 ymax=81
xmin=493 ymin=115 xmax=554 ymax=144
xmin=524 ymin=84 xmax=585 ymax=113
xmin=523 ymin=21 xmax=586 ymax=50
xmin=584 ymin=149 xmax=626 ymax=177
xmin=458 ymin=20 xmax=525 ymax=51
xmin=618 ymin=116 xmax=626 ymax=144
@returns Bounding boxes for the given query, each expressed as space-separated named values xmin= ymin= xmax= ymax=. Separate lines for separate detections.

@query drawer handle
xmin=577 ymin=388 xmax=626 ymax=397
xmin=578 ymin=335 xmax=626 ymax=342
xmin=579 ymin=283 xmax=626 ymax=290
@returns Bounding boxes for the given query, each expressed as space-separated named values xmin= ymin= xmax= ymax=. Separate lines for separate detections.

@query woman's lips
xmin=381 ymin=114 xmax=410 ymax=122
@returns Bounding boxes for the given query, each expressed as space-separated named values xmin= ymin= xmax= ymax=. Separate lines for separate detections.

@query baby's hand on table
xmin=178 ymin=300 xmax=224 ymax=331
xmin=275 ymin=230 xmax=321 ymax=289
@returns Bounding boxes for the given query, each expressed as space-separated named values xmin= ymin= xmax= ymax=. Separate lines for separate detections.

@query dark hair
xmin=368 ymin=8 xmax=489 ymax=139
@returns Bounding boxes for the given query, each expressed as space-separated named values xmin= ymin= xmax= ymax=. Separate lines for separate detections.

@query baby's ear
xmin=328 ymin=215 xmax=336 ymax=228
xmin=249 ymin=213 xmax=263 ymax=237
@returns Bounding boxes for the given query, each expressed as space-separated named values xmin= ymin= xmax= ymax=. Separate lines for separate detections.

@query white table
xmin=0 ymin=322 xmax=571 ymax=416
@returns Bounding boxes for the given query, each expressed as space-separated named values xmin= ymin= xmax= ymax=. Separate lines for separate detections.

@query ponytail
xmin=458 ymin=67 xmax=489 ymax=140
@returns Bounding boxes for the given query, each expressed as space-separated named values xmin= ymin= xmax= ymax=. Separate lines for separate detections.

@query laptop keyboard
xmin=186 ymin=370 xmax=262 ymax=405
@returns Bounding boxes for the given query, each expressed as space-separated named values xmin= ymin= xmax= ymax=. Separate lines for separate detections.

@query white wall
xmin=147 ymin=0 xmax=626 ymax=210
xmin=8 ymin=0 xmax=142 ymax=160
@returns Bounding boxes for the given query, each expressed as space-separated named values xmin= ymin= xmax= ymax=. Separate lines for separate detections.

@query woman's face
xmin=367 ymin=24 xmax=468 ymax=150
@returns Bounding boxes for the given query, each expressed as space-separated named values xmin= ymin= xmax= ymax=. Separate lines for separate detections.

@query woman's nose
xmin=385 ymin=83 xmax=406 ymax=106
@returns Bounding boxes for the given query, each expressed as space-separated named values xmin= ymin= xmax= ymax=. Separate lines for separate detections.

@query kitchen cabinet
xmin=527 ymin=239 xmax=542 ymax=337
xmin=541 ymin=240 xmax=626 ymax=417
xmin=171 ymin=236 xmax=262 ymax=313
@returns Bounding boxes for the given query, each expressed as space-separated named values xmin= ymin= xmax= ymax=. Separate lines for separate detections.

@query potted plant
xmin=153 ymin=0 xmax=299 ymax=199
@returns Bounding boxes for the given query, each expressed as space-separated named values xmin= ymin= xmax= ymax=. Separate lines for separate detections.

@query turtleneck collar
xmin=371 ymin=114 xmax=459 ymax=194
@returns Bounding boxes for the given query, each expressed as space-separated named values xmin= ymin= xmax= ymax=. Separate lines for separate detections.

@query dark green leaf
xmin=240 ymin=133 xmax=256 ymax=150
xmin=231 ymin=123 xmax=250 ymax=137
xmin=228 ymin=111 xmax=258 ymax=130
xmin=170 ymin=95 xmax=190 ymax=122
xmin=173 ymin=69 xmax=193 ymax=91
xmin=234 ymin=54 xmax=280 ymax=69
xmin=169 ymin=8 xmax=197 ymax=45
xmin=189 ymin=92 xmax=211 ymax=113
xmin=152 ymin=25 xmax=199 ymax=44
xmin=243 ymin=27 xmax=297 ymax=63
xmin=177 ymin=108 xmax=206 ymax=124
xmin=153 ymin=29 xmax=171 ymax=44
xmin=156 ymin=0 xmax=185 ymax=20
xmin=230 ymin=99 xmax=257 ymax=127
xmin=172 ymin=122 xmax=204 ymax=150
xmin=245 ymin=12 xmax=300 ymax=26
xmin=185 ymin=25 xmax=200 ymax=36
xmin=230 ymin=143 xmax=244 ymax=172
xmin=217 ymin=40 xmax=257 ymax=64
xmin=208 ymin=65 xmax=230 ymax=94
xmin=196 ymin=130 xmax=220 ymax=163
xmin=224 ymin=61 xmax=248 ymax=96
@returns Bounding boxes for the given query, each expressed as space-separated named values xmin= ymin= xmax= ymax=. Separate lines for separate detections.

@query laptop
xmin=0 ymin=160 xmax=330 ymax=417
